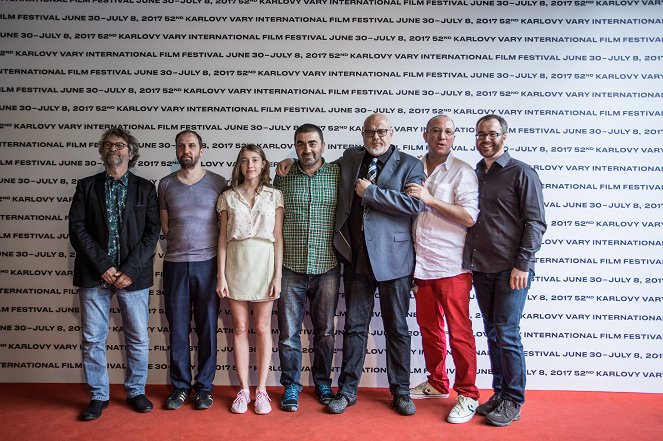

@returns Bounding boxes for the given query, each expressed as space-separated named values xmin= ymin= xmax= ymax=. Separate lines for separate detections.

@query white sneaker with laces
xmin=409 ymin=381 xmax=450 ymax=399
xmin=231 ymin=389 xmax=250 ymax=414
xmin=447 ymin=395 xmax=479 ymax=424
xmin=254 ymin=390 xmax=272 ymax=415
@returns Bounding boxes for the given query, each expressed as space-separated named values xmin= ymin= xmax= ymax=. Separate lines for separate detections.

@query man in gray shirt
xmin=158 ymin=130 xmax=227 ymax=410
xmin=462 ymin=115 xmax=546 ymax=427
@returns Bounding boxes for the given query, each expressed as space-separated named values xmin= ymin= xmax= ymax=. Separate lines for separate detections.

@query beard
xmin=178 ymin=155 xmax=198 ymax=169
xmin=103 ymin=152 xmax=123 ymax=167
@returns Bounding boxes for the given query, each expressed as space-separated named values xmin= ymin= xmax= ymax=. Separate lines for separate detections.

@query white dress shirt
xmin=414 ymin=153 xmax=479 ymax=279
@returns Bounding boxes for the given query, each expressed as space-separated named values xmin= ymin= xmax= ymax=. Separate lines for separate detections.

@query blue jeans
xmin=337 ymin=270 xmax=411 ymax=399
xmin=163 ymin=258 xmax=220 ymax=392
xmin=79 ymin=285 xmax=150 ymax=400
xmin=473 ymin=270 xmax=533 ymax=405
xmin=278 ymin=265 xmax=340 ymax=388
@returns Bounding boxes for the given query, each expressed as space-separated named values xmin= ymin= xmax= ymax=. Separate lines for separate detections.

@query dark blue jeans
xmin=337 ymin=270 xmax=412 ymax=399
xmin=473 ymin=270 xmax=533 ymax=405
xmin=278 ymin=265 xmax=340 ymax=388
xmin=163 ymin=258 xmax=220 ymax=392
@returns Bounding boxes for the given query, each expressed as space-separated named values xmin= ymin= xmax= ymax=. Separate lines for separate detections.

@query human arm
xmin=360 ymin=158 xmax=426 ymax=217
xmin=117 ymin=182 xmax=161 ymax=286
xmin=513 ymin=168 xmax=547 ymax=274
xmin=159 ymin=209 xmax=169 ymax=238
xmin=405 ymin=183 xmax=475 ymax=227
xmin=276 ymin=158 xmax=295 ymax=177
xmin=216 ymin=209 xmax=230 ymax=298
xmin=268 ymin=206 xmax=284 ymax=298
xmin=68 ymin=177 xmax=115 ymax=278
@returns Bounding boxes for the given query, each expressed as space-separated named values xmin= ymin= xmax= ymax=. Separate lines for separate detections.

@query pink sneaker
xmin=254 ymin=390 xmax=272 ymax=415
xmin=231 ymin=389 xmax=250 ymax=414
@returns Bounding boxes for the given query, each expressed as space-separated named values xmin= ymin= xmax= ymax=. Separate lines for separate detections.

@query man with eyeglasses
xmin=69 ymin=128 xmax=160 ymax=420
xmin=462 ymin=115 xmax=546 ymax=426
xmin=404 ymin=115 xmax=481 ymax=424
xmin=158 ymin=130 xmax=227 ymax=411
xmin=326 ymin=113 xmax=425 ymax=416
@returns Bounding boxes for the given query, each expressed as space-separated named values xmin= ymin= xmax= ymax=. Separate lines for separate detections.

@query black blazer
xmin=68 ymin=172 xmax=160 ymax=290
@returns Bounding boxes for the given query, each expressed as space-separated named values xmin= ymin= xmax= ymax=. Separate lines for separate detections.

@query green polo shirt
xmin=274 ymin=160 xmax=340 ymax=274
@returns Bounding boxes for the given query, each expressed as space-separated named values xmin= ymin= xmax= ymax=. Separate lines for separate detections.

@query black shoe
xmin=486 ymin=398 xmax=521 ymax=427
xmin=126 ymin=394 xmax=154 ymax=413
xmin=193 ymin=391 xmax=213 ymax=410
xmin=80 ymin=400 xmax=109 ymax=421
xmin=326 ymin=394 xmax=356 ymax=414
xmin=165 ymin=388 xmax=190 ymax=410
xmin=393 ymin=394 xmax=416 ymax=416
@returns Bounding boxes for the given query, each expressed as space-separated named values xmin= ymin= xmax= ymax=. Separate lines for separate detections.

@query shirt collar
xmin=422 ymin=152 xmax=454 ymax=177
xmin=106 ymin=172 xmax=129 ymax=186
xmin=478 ymin=151 xmax=511 ymax=170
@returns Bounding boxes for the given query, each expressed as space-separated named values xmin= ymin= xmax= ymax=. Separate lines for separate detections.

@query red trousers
xmin=414 ymin=273 xmax=479 ymax=399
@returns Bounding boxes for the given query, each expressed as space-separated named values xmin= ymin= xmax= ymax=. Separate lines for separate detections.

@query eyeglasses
xmin=475 ymin=132 xmax=503 ymax=140
xmin=427 ymin=128 xmax=455 ymax=136
xmin=102 ymin=141 xmax=128 ymax=150
xmin=362 ymin=129 xmax=390 ymax=138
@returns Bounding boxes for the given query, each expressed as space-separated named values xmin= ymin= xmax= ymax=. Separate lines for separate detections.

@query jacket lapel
xmin=95 ymin=173 xmax=109 ymax=230
xmin=121 ymin=172 xmax=135 ymax=231
xmin=377 ymin=147 xmax=399 ymax=187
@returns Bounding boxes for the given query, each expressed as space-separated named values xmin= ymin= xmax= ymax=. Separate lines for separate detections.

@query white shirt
xmin=413 ymin=153 xmax=479 ymax=279
xmin=217 ymin=186 xmax=283 ymax=243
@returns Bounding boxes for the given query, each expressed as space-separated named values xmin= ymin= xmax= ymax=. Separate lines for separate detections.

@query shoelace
xmin=233 ymin=390 xmax=249 ymax=405
xmin=318 ymin=385 xmax=332 ymax=395
xmin=256 ymin=391 xmax=271 ymax=404
xmin=284 ymin=386 xmax=299 ymax=401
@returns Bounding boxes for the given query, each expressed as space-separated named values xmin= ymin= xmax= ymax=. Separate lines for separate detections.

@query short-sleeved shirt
xmin=274 ymin=160 xmax=339 ymax=275
xmin=414 ymin=153 xmax=479 ymax=279
xmin=216 ymin=186 xmax=283 ymax=242
xmin=158 ymin=170 xmax=227 ymax=262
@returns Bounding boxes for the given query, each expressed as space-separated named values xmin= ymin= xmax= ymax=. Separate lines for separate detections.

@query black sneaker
xmin=486 ymin=398 xmax=521 ymax=427
xmin=476 ymin=393 xmax=502 ymax=416
xmin=280 ymin=384 xmax=300 ymax=412
xmin=165 ymin=389 xmax=189 ymax=410
xmin=194 ymin=391 xmax=213 ymax=410
xmin=393 ymin=394 xmax=416 ymax=416
xmin=315 ymin=384 xmax=334 ymax=405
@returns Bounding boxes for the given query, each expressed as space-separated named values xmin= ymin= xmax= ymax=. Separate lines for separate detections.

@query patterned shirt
xmin=274 ymin=160 xmax=340 ymax=274
xmin=104 ymin=172 xmax=128 ymax=267
xmin=216 ymin=186 xmax=283 ymax=243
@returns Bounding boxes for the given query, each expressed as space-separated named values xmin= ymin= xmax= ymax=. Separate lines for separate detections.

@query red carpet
xmin=1 ymin=383 xmax=661 ymax=441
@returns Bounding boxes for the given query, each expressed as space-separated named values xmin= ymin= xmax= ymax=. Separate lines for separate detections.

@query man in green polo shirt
xmin=274 ymin=123 xmax=341 ymax=412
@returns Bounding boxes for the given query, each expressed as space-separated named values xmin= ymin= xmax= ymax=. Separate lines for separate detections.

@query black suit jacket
xmin=68 ymin=171 xmax=160 ymax=290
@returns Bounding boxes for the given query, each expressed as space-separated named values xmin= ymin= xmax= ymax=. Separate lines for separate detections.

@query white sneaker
xmin=254 ymin=390 xmax=272 ymax=415
xmin=409 ymin=381 xmax=450 ymax=399
xmin=231 ymin=389 xmax=250 ymax=414
xmin=447 ymin=395 xmax=479 ymax=424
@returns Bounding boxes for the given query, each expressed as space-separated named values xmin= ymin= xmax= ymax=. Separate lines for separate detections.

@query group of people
xmin=69 ymin=112 xmax=546 ymax=427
